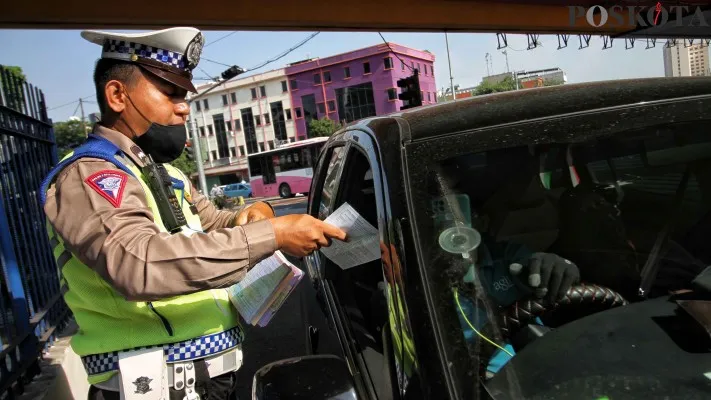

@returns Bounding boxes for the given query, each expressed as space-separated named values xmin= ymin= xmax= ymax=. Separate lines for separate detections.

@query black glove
xmin=509 ymin=252 xmax=580 ymax=301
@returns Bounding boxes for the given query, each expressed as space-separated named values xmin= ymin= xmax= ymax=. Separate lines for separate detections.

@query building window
xmin=268 ymin=140 xmax=275 ymax=150
xmin=230 ymin=147 xmax=236 ymax=157
xmin=281 ymin=80 xmax=288 ymax=92
xmin=231 ymin=92 xmax=237 ymax=104
xmin=207 ymin=125 xmax=214 ymax=135
xmin=327 ymin=100 xmax=336 ymax=112
xmin=226 ymin=120 xmax=232 ymax=131
xmin=323 ymin=71 xmax=332 ymax=83
xmin=313 ymin=73 xmax=321 ymax=84
xmin=344 ymin=66 xmax=351 ymax=79
xmin=285 ymin=109 xmax=292 ymax=120
xmin=251 ymin=88 xmax=257 ymax=100
xmin=203 ymin=99 xmax=209 ymax=110
xmin=363 ymin=62 xmax=371 ymax=74
xmin=222 ymin=94 xmax=228 ymax=106
xmin=255 ymin=115 xmax=262 ymax=126
xmin=264 ymin=113 xmax=271 ymax=125
xmin=417 ymin=63 xmax=421 ymax=72
xmin=423 ymin=65 xmax=428 ymax=75
xmin=317 ymin=102 xmax=326 ymax=114
xmin=199 ymin=126 xmax=205 ymax=137
xmin=234 ymin=119 xmax=242 ymax=131
xmin=384 ymin=57 xmax=393 ymax=69
xmin=295 ymin=107 xmax=303 ymax=118
xmin=211 ymin=150 xmax=217 ymax=160
xmin=259 ymin=143 xmax=265 ymax=152
xmin=290 ymin=79 xmax=298 ymax=90
xmin=290 ymin=137 xmax=296 ymax=143
xmin=387 ymin=88 xmax=397 ymax=101
xmin=427 ymin=92 xmax=431 ymax=102
xmin=431 ymin=64 xmax=434 ymax=74
xmin=260 ymin=86 xmax=266 ymax=97
xmin=335 ymin=82 xmax=377 ymax=123
xmin=239 ymin=145 xmax=245 ymax=156
xmin=401 ymin=60 xmax=405 ymax=71
xmin=195 ymin=102 xmax=201 ymax=112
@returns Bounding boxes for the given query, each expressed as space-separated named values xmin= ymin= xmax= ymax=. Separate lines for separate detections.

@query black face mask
xmin=133 ymin=123 xmax=187 ymax=163
xmin=122 ymin=92 xmax=187 ymax=163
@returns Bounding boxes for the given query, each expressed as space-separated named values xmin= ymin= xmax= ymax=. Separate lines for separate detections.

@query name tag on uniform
xmin=118 ymin=347 xmax=167 ymax=400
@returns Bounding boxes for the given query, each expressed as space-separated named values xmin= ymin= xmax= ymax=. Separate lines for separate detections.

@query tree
xmin=0 ymin=66 xmax=27 ymax=112
xmin=473 ymin=76 xmax=518 ymax=96
xmin=53 ymin=120 xmax=86 ymax=159
xmin=308 ymin=118 xmax=342 ymax=137
xmin=170 ymin=151 xmax=197 ymax=176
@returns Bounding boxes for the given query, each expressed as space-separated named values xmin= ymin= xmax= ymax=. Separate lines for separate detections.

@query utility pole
xmin=485 ymin=53 xmax=491 ymax=77
xmin=79 ymin=97 xmax=87 ymax=137
xmin=502 ymin=50 xmax=510 ymax=73
xmin=445 ymin=32 xmax=456 ymax=101
xmin=190 ymin=115 xmax=208 ymax=194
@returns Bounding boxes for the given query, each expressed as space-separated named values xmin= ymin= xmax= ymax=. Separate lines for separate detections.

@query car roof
xmin=342 ymin=77 xmax=711 ymax=142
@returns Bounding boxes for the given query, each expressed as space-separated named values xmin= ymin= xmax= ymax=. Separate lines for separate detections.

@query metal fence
xmin=0 ymin=65 xmax=70 ymax=398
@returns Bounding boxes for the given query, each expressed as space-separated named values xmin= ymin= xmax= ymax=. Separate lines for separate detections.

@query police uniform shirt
xmin=43 ymin=124 xmax=277 ymax=301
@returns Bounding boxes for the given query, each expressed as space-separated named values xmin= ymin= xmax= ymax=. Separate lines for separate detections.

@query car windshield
xmin=406 ymin=119 xmax=710 ymax=397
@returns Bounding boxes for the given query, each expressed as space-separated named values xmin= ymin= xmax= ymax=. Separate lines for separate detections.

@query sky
xmin=0 ymin=29 xmax=667 ymax=122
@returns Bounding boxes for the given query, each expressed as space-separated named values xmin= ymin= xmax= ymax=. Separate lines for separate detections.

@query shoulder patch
xmin=85 ymin=170 xmax=129 ymax=208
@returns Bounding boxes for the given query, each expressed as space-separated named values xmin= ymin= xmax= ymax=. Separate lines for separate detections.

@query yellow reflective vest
xmin=44 ymin=151 xmax=241 ymax=385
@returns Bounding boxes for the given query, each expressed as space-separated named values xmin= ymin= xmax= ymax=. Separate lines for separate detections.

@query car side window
xmin=317 ymin=146 xmax=346 ymax=219
xmin=326 ymin=146 xmax=394 ymax=400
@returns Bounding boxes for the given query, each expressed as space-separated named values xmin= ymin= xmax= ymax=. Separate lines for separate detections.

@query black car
xmin=253 ymin=78 xmax=711 ymax=400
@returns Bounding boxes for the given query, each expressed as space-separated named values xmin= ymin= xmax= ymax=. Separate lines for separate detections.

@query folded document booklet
xmin=226 ymin=251 xmax=303 ymax=327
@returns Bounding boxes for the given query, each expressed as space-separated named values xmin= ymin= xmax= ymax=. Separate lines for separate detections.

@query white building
xmin=664 ymin=43 xmax=710 ymax=77
xmin=187 ymin=68 xmax=298 ymax=185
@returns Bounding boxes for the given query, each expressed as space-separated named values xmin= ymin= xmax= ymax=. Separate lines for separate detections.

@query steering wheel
xmin=497 ymin=283 xmax=629 ymax=338
xmin=474 ymin=284 xmax=628 ymax=378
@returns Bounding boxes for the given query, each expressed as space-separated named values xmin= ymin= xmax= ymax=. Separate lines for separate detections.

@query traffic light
xmin=397 ymin=68 xmax=422 ymax=110
xmin=185 ymin=141 xmax=195 ymax=161
xmin=221 ymin=65 xmax=245 ymax=81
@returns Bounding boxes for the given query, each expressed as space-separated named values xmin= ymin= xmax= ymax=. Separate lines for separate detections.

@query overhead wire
xmin=190 ymin=31 xmax=321 ymax=101
xmin=378 ymin=32 xmax=414 ymax=72
xmin=205 ymin=31 xmax=237 ymax=48
xmin=47 ymin=94 xmax=94 ymax=111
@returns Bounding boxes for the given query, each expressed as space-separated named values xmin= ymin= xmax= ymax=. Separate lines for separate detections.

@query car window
xmin=324 ymin=146 xmax=395 ymax=400
xmin=406 ymin=120 xmax=711 ymax=398
xmin=317 ymin=146 xmax=346 ymax=220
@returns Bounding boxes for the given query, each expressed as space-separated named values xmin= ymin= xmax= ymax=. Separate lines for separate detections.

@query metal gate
xmin=0 ymin=65 xmax=71 ymax=398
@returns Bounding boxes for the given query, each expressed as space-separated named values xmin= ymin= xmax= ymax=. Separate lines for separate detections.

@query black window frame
xmin=251 ymin=88 xmax=258 ymax=100
xmin=314 ymin=73 xmax=322 ymax=84
xmin=384 ymin=57 xmax=393 ymax=69
xmin=281 ymin=80 xmax=288 ymax=92
xmin=363 ymin=62 xmax=371 ymax=74
xmin=344 ymin=66 xmax=351 ymax=79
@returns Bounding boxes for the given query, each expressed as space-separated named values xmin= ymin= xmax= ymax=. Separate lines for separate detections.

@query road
xmin=233 ymin=197 xmax=340 ymax=399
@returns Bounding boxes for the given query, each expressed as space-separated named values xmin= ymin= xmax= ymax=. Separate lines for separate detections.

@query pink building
xmin=285 ymin=43 xmax=437 ymax=138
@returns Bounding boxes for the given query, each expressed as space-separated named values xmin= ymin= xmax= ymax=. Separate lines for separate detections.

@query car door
xmin=223 ymin=184 xmax=235 ymax=197
xmin=306 ymin=130 xmax=398 ymax=400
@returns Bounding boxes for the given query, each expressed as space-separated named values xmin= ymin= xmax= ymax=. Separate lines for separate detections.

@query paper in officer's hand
xmin=320 ymin=203 xmax=380 ymax=269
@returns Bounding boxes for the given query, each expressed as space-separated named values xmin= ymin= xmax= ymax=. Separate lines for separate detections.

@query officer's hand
xmin=269 ymin=214 xmax=347 ymax=257
xmin=234 ymin=202 xmax=274 ymax=225
xmin=509 ymin=252 xmax=580 ymax=301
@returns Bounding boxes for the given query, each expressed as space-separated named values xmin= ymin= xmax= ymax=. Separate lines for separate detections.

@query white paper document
xmin=320 ymin=202 xmax=380 ymax=269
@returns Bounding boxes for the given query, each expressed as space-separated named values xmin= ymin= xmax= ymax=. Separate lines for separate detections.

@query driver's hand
xmin=509 ymin=253 xmax=580 ymax=301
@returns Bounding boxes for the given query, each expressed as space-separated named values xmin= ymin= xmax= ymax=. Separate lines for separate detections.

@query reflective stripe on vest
xmin=42 ymin=141 xmax=241 ymax=385
xmin=387 ymin=284 xmax=417 ymax=381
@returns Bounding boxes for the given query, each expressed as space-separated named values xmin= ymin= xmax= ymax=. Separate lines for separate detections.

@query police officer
xmin=40 ymin=27 xmax=346 ymax=400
